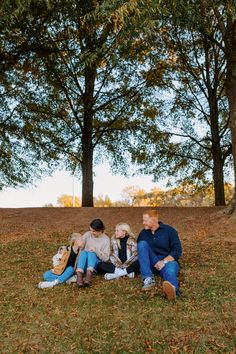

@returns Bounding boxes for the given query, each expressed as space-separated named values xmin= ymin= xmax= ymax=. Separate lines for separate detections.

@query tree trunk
xmin=209 ymin=93 xmax=226 ymax=206
xmin=81 ymin=66 xmax=96 ymax=207
xmin=225 ymin=20 xmax=236 ymax=213
xmin=80 ymin=2 xmax=98 ymax=207
xmin=201 ymin=30 xmax=226 ymax=206
xmin=81 ymin=132 xmax=94 ymax=207
xmin=212 ymin=154 xmax=225 ymax=205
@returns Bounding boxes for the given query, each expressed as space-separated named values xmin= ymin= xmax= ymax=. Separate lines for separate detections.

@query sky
xmin=0 ymin=162 xmax=167 ymax=208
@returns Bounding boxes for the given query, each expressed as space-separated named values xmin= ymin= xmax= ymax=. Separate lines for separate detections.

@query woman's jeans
xmin=76 ymin=250 xmax=99 ymax=273
xmin=137 ymin=240 xmax=180 ymax=289
xmin=43 ymin=266 xmax=74 ymax=284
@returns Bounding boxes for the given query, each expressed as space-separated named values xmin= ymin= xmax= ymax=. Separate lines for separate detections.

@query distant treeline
xmin=44 ymin=182 xmax=234 ymax=207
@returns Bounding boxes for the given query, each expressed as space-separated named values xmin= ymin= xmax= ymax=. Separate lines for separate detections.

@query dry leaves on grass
xmin=0 ymin=207 xmax=235 ymax=353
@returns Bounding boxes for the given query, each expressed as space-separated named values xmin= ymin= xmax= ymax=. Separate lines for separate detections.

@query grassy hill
xmin=0 ymin=207 xmax=235 ymax=353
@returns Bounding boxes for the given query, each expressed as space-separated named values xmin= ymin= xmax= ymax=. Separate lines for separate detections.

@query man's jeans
xmin=137 ymin=240 xmax=180 ymax=289
xmin=43 ymin=266 xmax=74 ymax=284
xmin=76 ymin=250 xmax=99 ymax=272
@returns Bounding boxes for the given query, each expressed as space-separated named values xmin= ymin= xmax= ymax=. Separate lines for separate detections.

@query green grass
xmin=0 ymin=238 xmax=235 ymax=354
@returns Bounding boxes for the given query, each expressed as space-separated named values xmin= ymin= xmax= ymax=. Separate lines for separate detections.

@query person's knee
xmin=88 ymin=251 xmax=96 ymax=257
xmin=137 ymin=240 xmax=149 ymax=251
xmin=79 ymin=250 xmax=88 ymax=259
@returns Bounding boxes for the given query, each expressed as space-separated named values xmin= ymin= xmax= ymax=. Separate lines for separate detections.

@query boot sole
xmin=163 ymin=281 xmax=176 ymax=300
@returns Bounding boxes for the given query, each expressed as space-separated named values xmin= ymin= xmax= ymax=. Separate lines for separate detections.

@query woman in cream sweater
xmin=75 ymin=219 xmax=110 ymax=287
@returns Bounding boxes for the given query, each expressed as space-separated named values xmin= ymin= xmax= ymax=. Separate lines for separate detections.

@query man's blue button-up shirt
xmin=137 ymin=222 xmax=182 ymax=260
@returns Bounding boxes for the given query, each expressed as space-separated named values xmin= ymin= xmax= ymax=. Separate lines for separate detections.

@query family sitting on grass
xmin=38 ymin=210 xmax=182 ymax=300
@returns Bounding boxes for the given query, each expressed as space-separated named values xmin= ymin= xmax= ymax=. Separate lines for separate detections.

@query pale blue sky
xmin=0 ymin=162 xmax=166 ymax=208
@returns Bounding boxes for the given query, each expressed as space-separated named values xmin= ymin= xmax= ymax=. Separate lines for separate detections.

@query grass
xmin=0 ymin=236 xmax=235 ymax=354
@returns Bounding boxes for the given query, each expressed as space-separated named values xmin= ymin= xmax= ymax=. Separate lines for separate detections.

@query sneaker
xmin=104 ymin=273 xmax=119 ymax=280
xmin=163 ymin=281 xmax=176 ymax=300
xmin=38 ymin=279 xmax=59 ymax=289
xmin=142 ymin=277 xmax=155 ymax=291
xmin=114 ymin=267 xmax=123 ymax=274
xmin=116 ymin=268 xmax=127 ymax=277
xmin=127 ymin=272 xmax=135 ymax=279
xmin=66 ymin=275 xmax=77 ymax=284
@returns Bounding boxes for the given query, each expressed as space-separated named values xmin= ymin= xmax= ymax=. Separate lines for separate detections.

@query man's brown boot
xmin=76 ymin=271 xmax=84 ymax=287
xmin=84 ymin=270 xmax=93 ymax=286
xmin=163 ymin=281 xmax=176 ymax=300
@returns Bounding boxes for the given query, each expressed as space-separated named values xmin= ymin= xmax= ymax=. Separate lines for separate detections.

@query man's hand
xmin=154 ymin=260 xmax=166 ymax=271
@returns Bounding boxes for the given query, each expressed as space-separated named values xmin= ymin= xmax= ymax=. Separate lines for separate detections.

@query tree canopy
xmin=0 ymin=0 xmax=235 ymax=209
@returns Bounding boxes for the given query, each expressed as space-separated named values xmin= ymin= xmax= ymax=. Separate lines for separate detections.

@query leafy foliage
xmin=0 ymin=0 xmax=59 ymax=188
xmin=57 ymin=194 xmax=81 ymax=207
xmin=0 ymin=0 xmax=235 ymax=208
xmin=128 ymin=2 xmax=232 ymax=206
xmin=0 ymin=0 xmax=159 ymax=204
xmin=119 ymin=182 xmax=234 ymax=207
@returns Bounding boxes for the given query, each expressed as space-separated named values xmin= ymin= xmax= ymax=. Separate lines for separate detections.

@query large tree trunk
xmin=225 ymin=20 xmax=236 ymax=213
xmin=81 ymin=132 xmax=94 ymax=207
xmin=212 ymin=153 xmax=225 ymax=205
xmin=80 ymin=2 xmax=97 ymax=207
xmin=81 ymin=66 xmax=96 ymax=207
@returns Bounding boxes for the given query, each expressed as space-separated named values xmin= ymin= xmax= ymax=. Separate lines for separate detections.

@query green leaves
xmin=0 ymin=0 xmax=234 ymax=207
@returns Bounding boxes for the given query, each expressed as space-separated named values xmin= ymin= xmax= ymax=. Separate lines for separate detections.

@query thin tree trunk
xmin=227 ymin=98 xmax=236 ymax=212
xmin=201 ymin=30 xmax=226 ymax=206
xmin=225 ymin=20 xmax=236 ymax=213
xmin=209 ymin=94 xmax=226 ymax=205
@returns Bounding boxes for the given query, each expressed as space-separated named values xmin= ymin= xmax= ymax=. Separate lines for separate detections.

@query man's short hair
xmin=143 ymin=209 xmax=159 ymax=218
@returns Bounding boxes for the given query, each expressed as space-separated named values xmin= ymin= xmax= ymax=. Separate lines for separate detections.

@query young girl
xmin=75 ymin=219 xmax=110 ymax=287
xmin=38 ymin=233 xmax=84 ymax=289
xmin=97 ymin=222 xmax=139 ymax=280
xmin=52 ymin=245 xmax=68 ymax=267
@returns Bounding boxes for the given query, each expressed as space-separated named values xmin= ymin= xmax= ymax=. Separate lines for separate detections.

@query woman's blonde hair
xmin=113 ymin=222 xmax=136 ymax=248
xmin=68 ymin=232 xmax=82 ymax=246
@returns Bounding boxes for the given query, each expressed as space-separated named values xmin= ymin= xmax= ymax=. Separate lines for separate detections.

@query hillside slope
xmin=0 ymin=206 xmax=235 ymax=243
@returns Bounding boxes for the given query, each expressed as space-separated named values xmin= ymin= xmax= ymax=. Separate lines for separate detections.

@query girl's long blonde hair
xmin=113 ymin=222 xmax=136 ymax=248
xmin=68 ymin=232 xmax=82 ymax=246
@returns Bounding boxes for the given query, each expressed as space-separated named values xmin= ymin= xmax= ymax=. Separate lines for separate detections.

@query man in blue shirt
xmin=137 ymin=209 xmax=182 ymax=300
